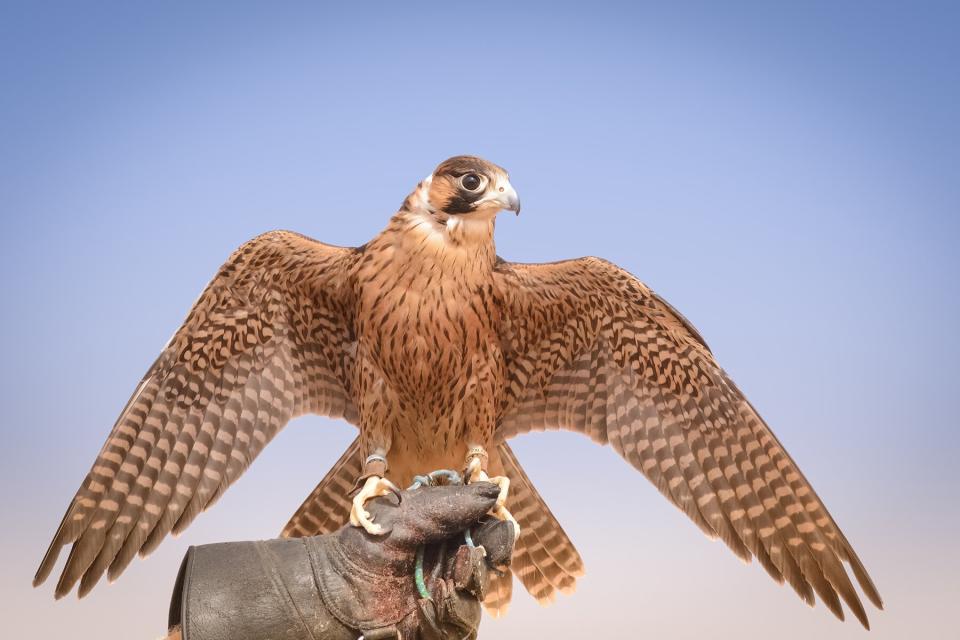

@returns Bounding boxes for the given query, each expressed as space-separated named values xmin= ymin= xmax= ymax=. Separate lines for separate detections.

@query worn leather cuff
xmin=350 ymin=455 xmax=389 ymax=496
xmin=360 ymin=454 xmax=389 ymax=479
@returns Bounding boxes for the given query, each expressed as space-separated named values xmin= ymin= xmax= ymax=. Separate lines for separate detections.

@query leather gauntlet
xmin=169 ymin=482 xmax=514 ymax=640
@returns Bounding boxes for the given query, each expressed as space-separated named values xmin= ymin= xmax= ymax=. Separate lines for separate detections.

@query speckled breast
xmin=358 ymin=273 xmax=500 ymax=413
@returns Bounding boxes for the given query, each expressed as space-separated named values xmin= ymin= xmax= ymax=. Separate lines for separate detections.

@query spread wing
xmin=493 ymin=256 xmax=882 ymax=628
xmin=35 ymin=230 xmax=360 ymax=598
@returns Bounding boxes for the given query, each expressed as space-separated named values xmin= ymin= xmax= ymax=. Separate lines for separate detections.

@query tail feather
xmin=282 ymin=438 xmax=585 ymax=618
xmin=281 ymin=437 xmax=362 ymax=538
xmin=484 ymin=569 xmax=514 ymax=619
xmin=482 ymin=443 xmax=584 ymax=615
xmin=499 ymin=443 xmax=584 ymax=581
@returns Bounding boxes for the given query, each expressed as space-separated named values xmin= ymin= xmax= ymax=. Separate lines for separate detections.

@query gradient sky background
xmin=2 ymin=2 xmax=958 ymax=638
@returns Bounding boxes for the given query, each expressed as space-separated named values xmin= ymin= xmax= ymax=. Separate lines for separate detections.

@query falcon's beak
xmin=493 ymin=178 xmax=521 ymax=216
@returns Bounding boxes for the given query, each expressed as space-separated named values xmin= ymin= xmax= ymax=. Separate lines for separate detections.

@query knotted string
xmin=407 ymin=470 xmax=476 ymax=600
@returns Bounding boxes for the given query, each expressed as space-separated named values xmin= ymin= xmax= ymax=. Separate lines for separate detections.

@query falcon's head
xmin=418 ymin=155 xmax=521 ymax=218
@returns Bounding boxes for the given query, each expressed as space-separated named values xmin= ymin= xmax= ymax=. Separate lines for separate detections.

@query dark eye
xmin=460 ymin=173 xmax=482 ymax=191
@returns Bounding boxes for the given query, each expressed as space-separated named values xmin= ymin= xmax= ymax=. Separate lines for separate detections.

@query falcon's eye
xmin=460 ymin=173 xmax=483 ymax=192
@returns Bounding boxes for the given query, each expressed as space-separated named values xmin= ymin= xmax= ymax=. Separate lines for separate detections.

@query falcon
xmin=35 ymin=156 xmax=882 ymax=627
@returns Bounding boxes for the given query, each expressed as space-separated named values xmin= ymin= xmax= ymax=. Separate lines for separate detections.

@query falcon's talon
xmin=465 ymin=456 xmax=484 ymax=481
xmin=350 ymin=475 xmax=395 ymax=535
xmin=382 ymin=477 xmax=402 ymax=504
xmin=465 ymin=451 xmax=520 ymax=538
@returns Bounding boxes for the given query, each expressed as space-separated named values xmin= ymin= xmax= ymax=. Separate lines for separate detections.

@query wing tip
xmin=77 ymin=574 xmax=98 ymax=600
xmin=32 ymin=564 xmax=52 ymax=589
xmin=839 ymin=583 xmax=871 ymax=630
xmin=848 ymin=551 xmax=884 ymax=610
xmin=33 ymin=541 xmax=70 ymax=595
xmin=108 ymin=547 xmax=138 ymax=582
xmin=53 ymin=577 xmax=75 ymax=600
xmin=35 ymin=533 xmax=70 ymax=589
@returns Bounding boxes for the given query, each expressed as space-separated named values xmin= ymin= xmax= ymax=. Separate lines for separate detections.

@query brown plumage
xmin=36 ymin=155 xmax=881 ymax=628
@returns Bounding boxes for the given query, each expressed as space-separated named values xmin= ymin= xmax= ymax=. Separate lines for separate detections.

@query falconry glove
xmin=168 ymin=481 xmax=515 ymax=640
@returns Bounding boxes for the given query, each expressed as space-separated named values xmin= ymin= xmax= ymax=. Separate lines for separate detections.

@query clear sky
xmin=2 ymin=2 xmax=957 ymax=638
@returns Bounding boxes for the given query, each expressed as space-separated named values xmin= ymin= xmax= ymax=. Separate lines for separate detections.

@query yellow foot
xmin=349 ymin=475 xmax=399 ymax=535
xmin=466 ymin=453 xmax=520 ymax=537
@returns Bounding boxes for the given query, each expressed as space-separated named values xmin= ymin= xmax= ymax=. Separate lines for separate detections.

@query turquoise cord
xmin=409 ymin=467 xmax=475 ymax=600
xmin=414 ymin=544 xmax=431 ymax=599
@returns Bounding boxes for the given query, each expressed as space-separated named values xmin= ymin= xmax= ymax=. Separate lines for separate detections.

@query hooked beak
xmin=496 ymin=179 xmax=521 ymax=216
xmin=480 ymin=177 xmax=521 ymax=215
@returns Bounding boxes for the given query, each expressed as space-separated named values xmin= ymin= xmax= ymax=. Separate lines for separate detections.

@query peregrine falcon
xmin=35 ymin=156 xmax=882 ymax=627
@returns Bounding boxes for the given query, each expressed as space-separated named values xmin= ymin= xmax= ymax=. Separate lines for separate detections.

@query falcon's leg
xmin=465 ymin=447 xmax=520 ymax=536
xmin=349 ymin=475 xmax=400 ymax=535
xmin=349 ymin=453 xmax=400 ymax=535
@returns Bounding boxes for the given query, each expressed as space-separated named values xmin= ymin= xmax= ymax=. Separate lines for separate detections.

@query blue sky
xmin=2 ymin=2 xmax=958 ymax=638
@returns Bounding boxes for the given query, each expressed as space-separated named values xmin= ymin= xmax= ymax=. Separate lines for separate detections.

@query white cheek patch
xmin=404 ymin=171 xmax=496 ymax=249
xmin=414 ymin=174 xmax=435 ymax=213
